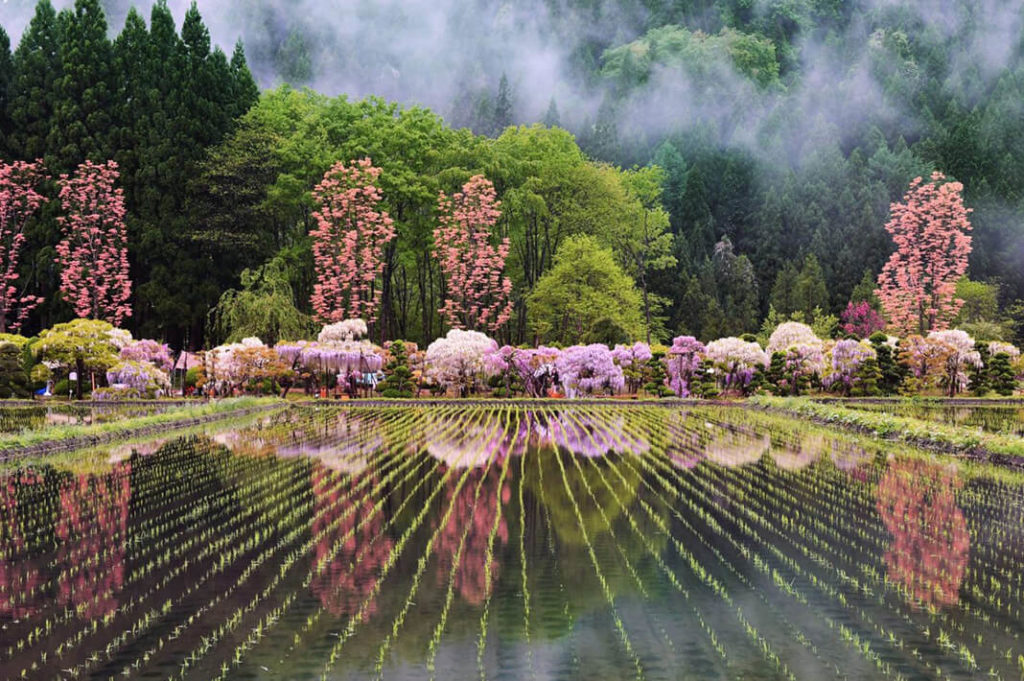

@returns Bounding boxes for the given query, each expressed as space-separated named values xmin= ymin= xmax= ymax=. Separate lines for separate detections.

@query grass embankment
xmin=750 ymin=395 xmax=1024 ymax=461
xmin=0 ymin=397 xmax=283 ymax=460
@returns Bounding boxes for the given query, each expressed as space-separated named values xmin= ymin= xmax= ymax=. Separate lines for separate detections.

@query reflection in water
xmin=877 ymin=458 xmax=970 ymax=608
xmin=55 ymin=463 xmax=131 ymax=619
xmin=3 ymin=405 xmax=1020 ymax=681
xmin=434 ymin=466 xmax=510 ymax=605
xmin=310 ymin=464 xmax=393 ymax=618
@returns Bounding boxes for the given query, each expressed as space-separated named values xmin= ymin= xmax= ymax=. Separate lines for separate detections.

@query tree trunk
xmin=75 ymin=358 xmax=85 ymax=400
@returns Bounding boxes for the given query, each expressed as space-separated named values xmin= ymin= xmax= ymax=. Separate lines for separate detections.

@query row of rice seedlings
xmin=614 ymin=407 xmax=915 ymax=679
xmin=425 ymin=409 xmax=516 ymax=680
xmin=514 ymin=445 xmax=536 ymax=681
xmin=315 ymin=408 xmax=497 ymax=680
xmin=549 ymin=422 xmax=647 ymax=681
xmin=527 ymin=408 xmax=581 ymax=676
xmin=220 ymin=408 xmax=464 ymax=679
xmin=699 ymin=409 xmax=1024 ymax=667
xmin=51 ymin=407 xmax=406 ymax=680
xmin=159 ymin=406 xmax=437 ymax=680
xmin=569 ymin=406 xmax=833 ymax=679
xmin=251 ymin=405 xmax=479 ymax=674
xmin=475 ymin=409 xmax=518 ymax=679
xmin=639 ymin=409 xmax=988 ymax=679
xmin=6 ymin=448 xmax=312 ymax=677
xmin=371 ymin=406 xmax=506 ymax=677
xmin=27 ymin=443 xmax=326 ymax=681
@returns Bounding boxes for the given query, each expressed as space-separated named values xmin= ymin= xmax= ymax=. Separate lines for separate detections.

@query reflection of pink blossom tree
xmin=0 ymin=160 xmax=47 ymax=333
xmin=434 ymin=466 xmax=509 ymax=605
xmin=877 ymin=458 xmax=969 ymax=608
xmin=0 ymin=471 xmax=45 ymax=619
xmin=55 ymin=463 xmax=131 ymax=619
xmin=56 ymin=161 xmax=132 ymax=326
xmin=310 ymin=465 xmax=392 ymax=619
xmin=310 ymin=159 xmax=395 ymax=326
xmin=434 ymin=176 xmax=513 ymax=333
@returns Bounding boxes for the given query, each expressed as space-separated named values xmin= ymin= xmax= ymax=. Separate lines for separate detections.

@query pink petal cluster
xmin=0 ymin=160 xmax=47 ymax=333
xmin=425 ymin=329 xmax=499 ymax=392
xmin=119 ymin=338 xmax=173 ymax=373
xmin=876 ymin=172 xmax=972 ymax=335
xmin=434 ymin=175 xmax=513 ymax=333
xmin=840 ymin=301 xmax=886 ymax=338
xmin=56 ymin=161 xmax=132 ymax=326
xmin=310 ymin=159 xmax=395 ymax=326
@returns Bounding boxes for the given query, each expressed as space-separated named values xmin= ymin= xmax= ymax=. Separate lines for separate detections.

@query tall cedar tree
xmin=0 ymin=161 xmax=47 ymax=332
xmin=0 ymin=28 xmax=12 ymax=157
xmin=6 ymin=0 xmax=62 ymax=162
xmin=52 ymin=0 xmax=113 ymax=173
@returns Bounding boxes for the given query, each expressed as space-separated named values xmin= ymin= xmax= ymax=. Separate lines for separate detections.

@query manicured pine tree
xmin=969 ymin=342 xmax=990 ymax=396
xmin=852 ymin=356 xmax=882 ymax=396
xmin=766 ymin=351 xmax=786 ymax=396
xmin=869 ymin=332 xmax=903 ymax=394
xmin=642 ymin=351 xmax=674 ymax=397
xmin=380 ymin=340 xmax=415 ymax=398
xmin=693 ymin=359 xmax=720 ymax=398
xmin=988 ymin=352 xmax=1017 ymax=396
xmin=7 ymin=0 xmax=63 ymax=162
xmin=52 ymin=0 xmax=114 ymax=172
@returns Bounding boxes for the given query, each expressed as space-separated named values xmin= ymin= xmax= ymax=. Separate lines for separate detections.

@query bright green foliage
xmin=0 ymin=341 xmax=30 ymax=397
xmin=988 ymin=352 xmax=1017 ymax=396
xmin=601 ymin=26 xmax=780 ymax=89
xmin=207 ymin=256 xmax=313 ymax=346
xmin=527 ymin=234 xmax=645 ymax=346
xmin=850 ymin=269 xmax=880 ymax=308
xmin=380 ymin=339 xmax=415 ymax=398
xmin=35 ymin=318 xmax=119 ymax=398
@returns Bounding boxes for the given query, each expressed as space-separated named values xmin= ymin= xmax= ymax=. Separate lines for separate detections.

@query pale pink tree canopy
xmin=0 ymin=160 xmax=47 ymax=333
xmin=433 ymin=175 xmax=513 ymax=334
xmin=56 ymin=160 xmax=132 ymax=327
xmin=876 ymin=172 xmax=973 ymax=335
xmin=310 ymin=158 xmax=396 ymax=327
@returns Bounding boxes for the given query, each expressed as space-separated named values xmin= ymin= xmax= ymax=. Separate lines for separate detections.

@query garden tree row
xmin=0 ymin=0 xmax=257 ymax=341
xmin=0 ymin=158 xmax=131 ymax=333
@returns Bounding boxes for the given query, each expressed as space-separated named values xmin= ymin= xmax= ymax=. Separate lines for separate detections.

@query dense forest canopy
xmin=1 ymin=0 xmax=1023 ymax=347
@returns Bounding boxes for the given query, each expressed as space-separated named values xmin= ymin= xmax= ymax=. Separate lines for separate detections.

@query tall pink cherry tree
xmin=310 ymin=158 xmax=395 ymax=327
xmin=876 ymin=172 xmax=972 ymax=335
xmin=0 ymin=160 xmax=47 ymax=332
xmin=433 ymin=175 xmax=513 ymax=334
xmin=56 ymin=161 xmax=132 ymax=327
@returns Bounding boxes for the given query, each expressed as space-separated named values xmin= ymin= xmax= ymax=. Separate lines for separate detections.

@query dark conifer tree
xmin=0 ymin=28 xmax=12 ymax=157
xmin=493 ymin=73 xmax=513 ymax=135
xmin=7 ymin=0 xmax=63 ymax=162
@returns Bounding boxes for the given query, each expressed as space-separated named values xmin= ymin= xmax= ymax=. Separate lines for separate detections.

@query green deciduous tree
xmin=527 ymin=234 xmax=645 ymax=345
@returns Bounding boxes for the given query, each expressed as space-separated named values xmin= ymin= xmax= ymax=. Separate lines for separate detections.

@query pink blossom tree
xmin=433 ymin=175 xmax=513 ymax=334
xmin=840 ymin=301 xmax=886 ymax=338
xmin=876 ymin=172 xmax=972 ymax=335
xmin=56 ymin=160 xmax=132 ymax=326
xmin=310 ymin=159 xmax=396 ymax=328
xmin=0 ymin=160 xmax=47 ymax=333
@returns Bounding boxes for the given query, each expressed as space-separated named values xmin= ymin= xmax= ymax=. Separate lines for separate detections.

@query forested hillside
xmin=2 ymin=0 xmax=1023 ymax=348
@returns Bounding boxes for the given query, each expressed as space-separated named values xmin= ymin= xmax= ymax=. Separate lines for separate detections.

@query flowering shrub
xmin=705 ymin=337 xmax=768 ymax=392
xmin=425 ymin=329 xmax=498 ymax=395
xmin=317 ymin=319 xmax=368 ymax=343
xmin=120 ymin=339 xmax=173 ymax=373
xmin=555 ymin=344 xmax=625 ymax=397
xmin=840 ymin=301 xmax=886 ymax=338
xmin=105 ymin=359 xmax=170 ymax=395
xmin=822 ymin=339 xmax=876 ymax=395
xmin=767 ymin=321 xmax=821 ymax=355
xmin=611 ymin=342 xmax=652 ymax=393
xmin=665 ymin=336 xmax=705 ymax=397
xmin=927 ymin=329 xmax=982 ymax=396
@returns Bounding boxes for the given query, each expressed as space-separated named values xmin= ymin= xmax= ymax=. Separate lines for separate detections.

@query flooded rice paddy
xmin=2 ymin=403 xmax=1024 ymax=680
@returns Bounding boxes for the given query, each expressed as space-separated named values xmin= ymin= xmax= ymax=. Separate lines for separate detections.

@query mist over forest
xmin=2 ymin=0 xmax=1024 ymax=347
